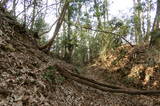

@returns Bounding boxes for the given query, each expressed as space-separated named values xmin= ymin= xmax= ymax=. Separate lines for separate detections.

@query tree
xmin=150 ymin=0 xmax=160 ymax=46
xmin=93 ymin=0 xmax=102 ymax=29
xmin=40 ymin=0 xmax=69 ymax=52
xmin=12 ymin=0 xmax=19 ymax=16
xmin=152 ymin=0 xmax=160 ymax=30
xmin=144 ymin=0 xmax=152 ymax=41
xmin=23 ymin=0 xmax=27 ymax=28
xmin=133 ymin=0 xmax=143 ymax=44
xmin=34 ymin=16 xmax=48 ymax=32
xmin=30 ymin=0 xmax=37 ymax=30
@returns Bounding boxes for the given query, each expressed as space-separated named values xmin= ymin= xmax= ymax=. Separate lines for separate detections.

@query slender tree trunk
xmin=23 ymin=0 xmax=27 ymax=28
xmin=152 ymin=0 xmax=160 ymax=31
xmin=144 ymin=0 xmax=151 ymax=41
xmin=63 ymin=22 xmax=66 ymax=58
xmin=150 ymin=0 xmax=160 ymax=46
xmin=94 ymin=0 xmax=102 ymax=29
xmin=103 ymin=0 xmax=109 ymax=26
xmin=64 ymin=3 xmax=74 ymax=63
xmin=137 ymin=0 xmax=142 ymax=43
xmin=133 ymin=0 xmax=143 ymax=44
xmin=12 ymin=0 xmax=16 ymax=16
xmin=30 ymin=0 xmax=37 ymax=30
xmin=40 ymin=0 xmax=69 ymax=52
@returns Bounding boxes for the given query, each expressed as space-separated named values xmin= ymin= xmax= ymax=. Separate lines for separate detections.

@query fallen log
xmin=55 ymin=63 xmax=160 ymax=95
xmin=65 ymin=66 xmax=127 ymax=89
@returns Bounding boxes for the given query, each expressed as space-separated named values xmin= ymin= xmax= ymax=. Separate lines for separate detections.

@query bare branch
xmin=27 ymin=2 xmax=60 ymax=27
xmin=39 ymin=19 xmax=58 ymax=36
xmin=16 ymin=3 xmax=32 ymax=17
xmin=73 ymin=24 xmax=134 ymax=47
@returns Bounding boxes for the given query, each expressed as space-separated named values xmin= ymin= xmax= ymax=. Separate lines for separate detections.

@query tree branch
xmin=39 ymin=19 xmax=58 ymax=36
xmin=83 ymin=26 xmax=134 ymax=47
xmin=16 ymin=3 xmax=32 ymax=17
xmin=72 ymin=24 xmax=133 ymax=47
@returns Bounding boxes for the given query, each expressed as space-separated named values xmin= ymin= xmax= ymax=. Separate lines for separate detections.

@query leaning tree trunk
xmin=152 ymin=0 xmax=160 ymax=31
xmin=150 ymin=0 xmax=160 ymax=46
xmin=39 ymin=0 xmax=69 ymax=52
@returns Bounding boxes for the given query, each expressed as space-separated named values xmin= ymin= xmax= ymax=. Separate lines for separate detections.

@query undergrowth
xmin=43 ymin=66 xmax=65 ymax=84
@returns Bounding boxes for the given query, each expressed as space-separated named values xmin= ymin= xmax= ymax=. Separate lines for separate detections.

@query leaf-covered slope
xmin=85 ymin=44 xmax=160 ymax=90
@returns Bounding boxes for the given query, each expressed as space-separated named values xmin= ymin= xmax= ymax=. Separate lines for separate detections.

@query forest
xmin=1 ymin=0 xmax=160 ymax=105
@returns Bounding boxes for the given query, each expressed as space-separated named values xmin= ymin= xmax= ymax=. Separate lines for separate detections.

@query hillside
xmin=1 ymin=4 xmax=160 ymax=106
xmin=84 ymin=44 xmax=160 ymax=90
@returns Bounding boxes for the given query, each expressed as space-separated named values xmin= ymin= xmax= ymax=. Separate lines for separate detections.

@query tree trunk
xmin=133 ymin=0 xmax=143 ymax=44
xmin=103 ymin=0 xmax=109 ymax=26
xmin=144 ymin=0 xmax=151 ymax=41
xmin=30 ymin=0 xmax=37 ymax=30
xmin=94 ymin=0 xmax=102 ymax=29
xmin=55 ymin=63 xmax=160 ymax=95
xmin=152 ymin=0 xmax=160 ymax=31
xmin=12 ymin=0 xmax=16 ymax=16
xmin=23 ymin=0 xmax=27 ymax=28
xmin=64 ymin=3 xmax=73 ymax=63
xmin=150 ymin=0 xmax=160 ymax=46
xmin=39 ymin=0 xmax=69 ymax=52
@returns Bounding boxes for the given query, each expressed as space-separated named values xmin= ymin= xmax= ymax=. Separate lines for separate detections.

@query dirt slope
xmin=0 ymin=6 xmax=160 ymax=106
xmin=85 ymin=44 xmax=160 ymax=89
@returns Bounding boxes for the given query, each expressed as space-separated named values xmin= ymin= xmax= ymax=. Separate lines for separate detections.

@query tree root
xmin=55 ymin=63 xmax=160 ymax=95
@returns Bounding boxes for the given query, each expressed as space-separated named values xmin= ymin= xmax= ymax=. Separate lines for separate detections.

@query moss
xmin=4 ymin=44 xmax=16 ymax=52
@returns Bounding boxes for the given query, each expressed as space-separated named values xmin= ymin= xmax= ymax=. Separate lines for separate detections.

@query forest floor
xmin=1 ymin=6 xmax=160 ymax=106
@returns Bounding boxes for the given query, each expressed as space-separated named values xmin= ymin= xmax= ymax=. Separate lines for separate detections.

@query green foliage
xmin=34 ymin=16 xmax=48 ymax=33
xmin=46 ymin=66 xmax=56 ymax=70
xmin=43 ymin=70 xmax=55 ymax=83
xmin=43 ymin=66 xmax=65 ymax=84
xmin=47 ymin=0 xmax=153 ymax=65
xmin=74 ymin=66 xmax=82 ymax=74
xmin=43 ymin=66 xmax=56 ymax=83
xmin=39 ymin=36 xmax=47 ymax=45
xmin=61 ymin=36 xmax=78 ymax=48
